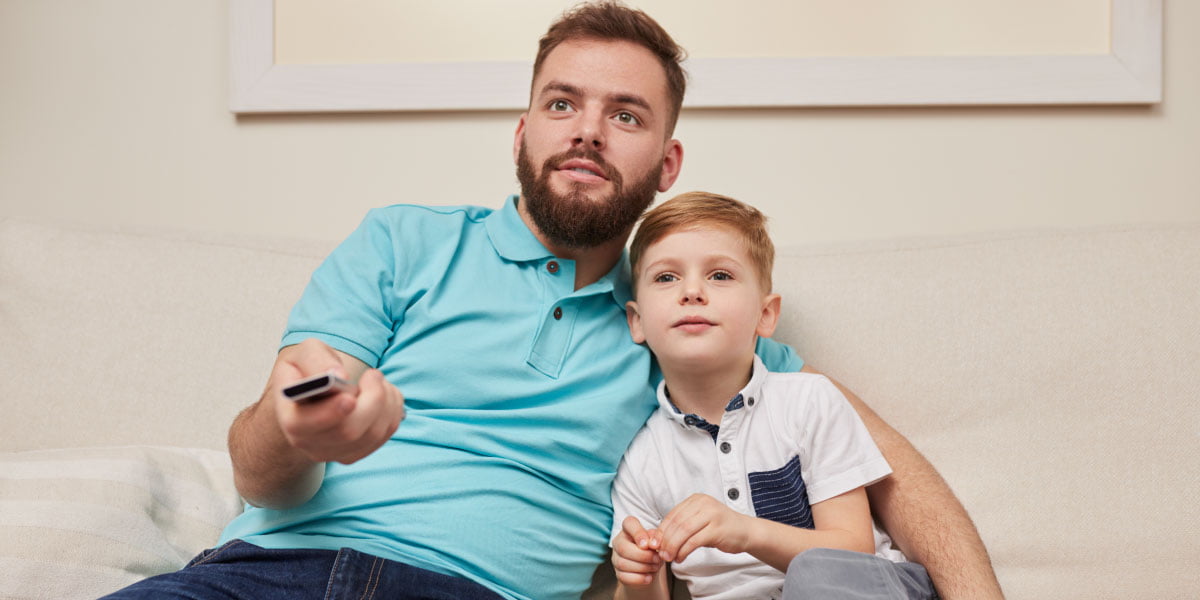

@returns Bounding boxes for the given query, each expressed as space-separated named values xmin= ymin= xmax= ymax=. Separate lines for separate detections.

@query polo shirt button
xmin=727 ymin=488 xmax=740 ymax=501
xmin=720 ymin=442 xmax=731 ymax=454
xmin=747 ymin=397 xmax=756 ymax=407
xmin=553 ymin=306 xmax=563 ymax=320
xmin=547 ymin=261 xmax=560 ymax=274
xmin=684 ymin=416 xmax=697 ymax=426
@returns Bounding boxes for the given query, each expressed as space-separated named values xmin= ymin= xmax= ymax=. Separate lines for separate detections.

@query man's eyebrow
xmin=538 ymin=81 xmax=584 ymax=99
xmin=611 ymin=93 xmax=653 ymax=113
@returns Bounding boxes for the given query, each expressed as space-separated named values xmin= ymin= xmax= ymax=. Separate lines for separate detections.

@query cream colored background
xmin=276 ymin=0 xmax=1109 ymax=63
xmin=1 ymin=1 xmax=1197 ymax=246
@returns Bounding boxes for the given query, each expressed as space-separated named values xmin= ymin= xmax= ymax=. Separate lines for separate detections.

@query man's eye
xmin=615 ymin=112 xmax=640 ymax=125
xmin=550 ymin=100 xmax=572 ymax=112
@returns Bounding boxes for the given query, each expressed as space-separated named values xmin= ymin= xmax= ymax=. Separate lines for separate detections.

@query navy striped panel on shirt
xmin=747 ymin=455 xmax=814 ymax=529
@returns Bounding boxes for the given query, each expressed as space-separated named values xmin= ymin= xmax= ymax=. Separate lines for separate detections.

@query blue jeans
xmin=99 ymin=539 xmax=505 ymax=600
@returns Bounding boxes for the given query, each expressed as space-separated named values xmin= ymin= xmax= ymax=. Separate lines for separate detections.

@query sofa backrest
xmin=768 ymin=225 xmax=1199 ymax=599
xmin=3 ymin=216 xmax=1197 ymax=598
xmin=0 ymin=217 xmax=332 ymax=451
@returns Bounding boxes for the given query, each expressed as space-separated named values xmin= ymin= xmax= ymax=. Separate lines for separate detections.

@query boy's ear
xmin=625 ymin=300 xmax=646 ymax=344
xmin=756 ymin=293 xmax=782 ymax=338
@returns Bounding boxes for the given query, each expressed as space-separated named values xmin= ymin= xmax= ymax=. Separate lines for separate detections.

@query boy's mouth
xmin=673 ymin=316 xmax=715 ymax=332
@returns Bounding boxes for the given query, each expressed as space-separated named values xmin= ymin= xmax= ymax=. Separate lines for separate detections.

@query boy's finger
xmin=674 ymin=533 xmax=705 ymax=564
xmin=657 ymin=517 xmax=702 ymax=562
xmin=614 ymin=570 xmax=655 ymax=587
xmin=613 ymin=552 xmax=661 ymax=573
xmin=622 ymin=516 xmax=650 ymax=548
xmin=646 ymin=527 xmax=663 ymax=550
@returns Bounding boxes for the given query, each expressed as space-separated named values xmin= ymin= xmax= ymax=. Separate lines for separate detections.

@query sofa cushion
xmin=0 ymin=446 xmax=243 ymax=599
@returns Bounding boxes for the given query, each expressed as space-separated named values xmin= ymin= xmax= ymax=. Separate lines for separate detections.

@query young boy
xmin=612 ymin=192 xmax=935 ymax=600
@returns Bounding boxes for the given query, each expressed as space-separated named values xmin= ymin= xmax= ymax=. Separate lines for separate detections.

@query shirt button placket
xmin=547 ymin=261 xmax=564 ymax=320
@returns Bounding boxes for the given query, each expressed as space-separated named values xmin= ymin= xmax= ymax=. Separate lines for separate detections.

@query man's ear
xmin=657 ymin=139 xmax=684 ymax=193
xmin=512 ymin=113 xmax=528 ymax=165
xmin=756 ymin=293 xmax=782 ymax=338
xmin=625 ymin=300 xmax=646 ymax=344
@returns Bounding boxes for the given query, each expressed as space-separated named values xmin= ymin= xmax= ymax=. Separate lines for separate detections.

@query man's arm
xmin=802 ymin=365 xmax=1004 ymax=600
xmin=228 ymin=338 xmax=405 ymax=510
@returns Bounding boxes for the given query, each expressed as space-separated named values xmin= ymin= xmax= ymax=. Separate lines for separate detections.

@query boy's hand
xmin=612 ymin=516 xmax=664 ymax=586
xmin=657 ymin=493 xmax=750 ymax=564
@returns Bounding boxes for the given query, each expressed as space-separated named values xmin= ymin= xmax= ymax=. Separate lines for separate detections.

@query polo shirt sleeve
xmin=756 ymin=336 xmax=804 ymax=372
xmin=281 ymin=209 xmax=404 ymax=367
xmin=796 ymin=375 xmax=891 ymax=505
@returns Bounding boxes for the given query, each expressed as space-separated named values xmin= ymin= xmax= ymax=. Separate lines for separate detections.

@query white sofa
xmin=2 ymin=216 xmax=1197 ymax=599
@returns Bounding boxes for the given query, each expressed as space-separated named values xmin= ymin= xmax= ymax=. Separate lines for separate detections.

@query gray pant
xmin=782 ymin=548 xmax=937 ymax=600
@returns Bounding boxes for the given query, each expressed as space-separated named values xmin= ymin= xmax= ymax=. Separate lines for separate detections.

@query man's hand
xmin=229 ymin=338 xmax=405 ymax=509
xmin=656 ymin=493 xmax=749 ymax=564
xmin=613 ymin=516 xmax=665 ymax=587
xmin=272 ymin=339 xmax=405 ymax=464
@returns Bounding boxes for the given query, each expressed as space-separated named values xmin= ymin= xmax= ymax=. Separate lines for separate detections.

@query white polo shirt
xmin=611 ymin=356 xmax=903 ymax=600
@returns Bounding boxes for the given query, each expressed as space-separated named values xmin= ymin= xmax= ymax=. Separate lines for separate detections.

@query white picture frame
xmin=229 ymin=0 xmax=1162 ymax=113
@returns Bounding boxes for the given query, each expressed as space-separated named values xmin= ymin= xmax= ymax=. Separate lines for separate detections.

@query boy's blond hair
xmin=629 ymin=191 xmax=774 ymax=292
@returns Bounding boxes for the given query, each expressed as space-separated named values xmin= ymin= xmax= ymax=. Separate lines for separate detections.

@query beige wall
xmin=1 ymin=1 xmax=1197 ymax=246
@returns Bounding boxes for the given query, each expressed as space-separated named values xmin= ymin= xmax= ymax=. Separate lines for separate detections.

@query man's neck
xmin=559 ymin=238 xmax=627 ymax=290
xmin=659 ymin=354 xmax=755 ymax=425
xmin=516 ymin=197 xmax=630 ymax=290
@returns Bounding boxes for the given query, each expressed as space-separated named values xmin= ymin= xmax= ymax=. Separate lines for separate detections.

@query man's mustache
xmin=544 ymin=147 xmax=620 ymax=184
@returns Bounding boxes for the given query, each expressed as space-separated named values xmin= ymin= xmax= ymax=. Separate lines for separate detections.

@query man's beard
xmin=517 ymin=143 xmax=661 ymax=249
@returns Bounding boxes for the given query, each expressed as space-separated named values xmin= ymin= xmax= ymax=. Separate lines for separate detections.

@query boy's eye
xmin=710 ymin=271 xmax=733 ymax=281
xmin=653 ymin=273 xmax=678 ymax=283
xmin=614 ymin=111 xmax=640 ymax=125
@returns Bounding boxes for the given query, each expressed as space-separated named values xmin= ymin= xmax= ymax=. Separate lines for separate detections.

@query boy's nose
xmin=679 ymin=284 xmax=706 ymax=304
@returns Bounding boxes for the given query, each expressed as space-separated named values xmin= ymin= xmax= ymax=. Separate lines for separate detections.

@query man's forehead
xmin=532 ymin=39 xmax=670 ymax=104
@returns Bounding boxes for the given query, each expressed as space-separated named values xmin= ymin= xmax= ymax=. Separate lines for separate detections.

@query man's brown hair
xmin=533 ymin=1 xmax=687 ymax=134
xmin=629 ymin=191 xmax=775 ymax=293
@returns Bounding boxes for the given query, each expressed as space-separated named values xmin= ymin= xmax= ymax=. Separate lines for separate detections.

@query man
xmin=103 ymin=3 xmax=1001 ymax=599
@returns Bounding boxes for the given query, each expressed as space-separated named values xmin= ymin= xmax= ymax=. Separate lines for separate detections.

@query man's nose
xmin=572 ymin=110 xmax=606 ymax=150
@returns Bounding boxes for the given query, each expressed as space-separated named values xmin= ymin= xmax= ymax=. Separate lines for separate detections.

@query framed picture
xmin=230 ymin=0 xmax=1161 ymax=113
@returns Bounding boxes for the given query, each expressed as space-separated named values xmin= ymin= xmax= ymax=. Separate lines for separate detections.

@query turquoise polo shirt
xmin=219 ymin=196 xmax=802 ymax=600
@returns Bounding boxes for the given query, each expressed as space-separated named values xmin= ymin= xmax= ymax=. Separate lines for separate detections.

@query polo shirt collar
xmin=486 ymin=195 xmax=554 ymax=263
xmin=657 ymin=354 xmax=769 ymax=432
xmin=485 ymin=194 xmax=633 ymax=307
